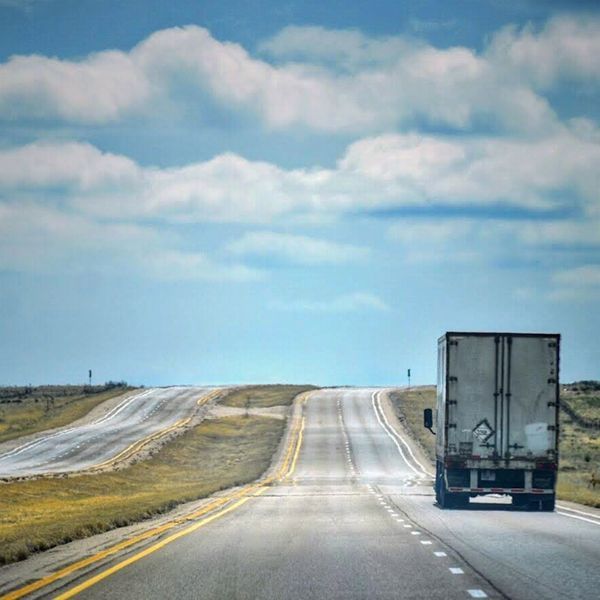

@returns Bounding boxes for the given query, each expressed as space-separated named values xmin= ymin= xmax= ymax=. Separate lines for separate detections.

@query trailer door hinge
xmin=548 ymin=378 xmax=557 ymax=384
xmin=548 ymin=342 xmax=557 ymax=348
xmin=547 ymin=401 xmax=557 ymax=407
xmin=449 ymin=376 xmax=458 ymax=382
xmin=448 ymin=423 xmax=457 ymax=429
xmin=547 ymin=425 xmax=556 ymax=431
xmin=448 ymin=399 xmax=457 ymax=405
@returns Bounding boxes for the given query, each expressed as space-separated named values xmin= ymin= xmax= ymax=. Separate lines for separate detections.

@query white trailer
xmin=424 ymin=332 xmax=560 ymax=510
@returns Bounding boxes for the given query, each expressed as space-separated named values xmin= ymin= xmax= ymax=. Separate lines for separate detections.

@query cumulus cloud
xmin=3 ymin=17 xmax=598 ymax=132
xmin=340 ymin=127 xmax=600 ymax=212
xmin=227 ymin=231 xmax=370 ymax=265
xmin=271 ymin=292 xmax=390 ymax=313
xmin=0 ymin=141 xmax=141 ymax=190
xmin=487 ymin=15 xmax=600 ymax=89
xmin=1 ymin=124 xmax=598 ymax=225
xmin=0 ymin=51 xmax=151 ymax=122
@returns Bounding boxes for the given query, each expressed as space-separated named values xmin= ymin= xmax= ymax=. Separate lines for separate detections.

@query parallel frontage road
xmin=0 ymin=386 xmax=214 ymax=478
xmin=3 ymin=388 xmax=599 ymax=599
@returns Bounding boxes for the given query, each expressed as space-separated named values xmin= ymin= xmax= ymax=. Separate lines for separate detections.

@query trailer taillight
xmin=535 ymin=461 xmax=557 ymax=471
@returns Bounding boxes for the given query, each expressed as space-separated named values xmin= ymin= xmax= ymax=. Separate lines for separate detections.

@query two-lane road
xmin=0 ymin=386 xmax=213 ymax=478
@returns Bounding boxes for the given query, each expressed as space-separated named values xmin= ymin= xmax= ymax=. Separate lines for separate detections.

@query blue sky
xmin=0 ymin=0 xmax=599 ymax=386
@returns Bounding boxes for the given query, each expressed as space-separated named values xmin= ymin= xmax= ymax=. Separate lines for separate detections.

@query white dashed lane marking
xmin=449 ymin=567 xmax=464 ymax=574
xmin=434 ymin=551 xmax=447 ymax=557
xmin=467 ymin=590 xmax=488 ymax=598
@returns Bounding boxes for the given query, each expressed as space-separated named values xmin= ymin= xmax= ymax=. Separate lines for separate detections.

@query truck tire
xmin=511 ymin=494 xmax=529 ymax=510
xmin=438 ymin=482 xmax=468 ymax=509
xmin=541 ymin=494 xmax=556 ymax=512
xmin=525 ymin=494 xmax=556 ymax=511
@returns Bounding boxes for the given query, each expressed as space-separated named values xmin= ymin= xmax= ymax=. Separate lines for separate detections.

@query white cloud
xmin=0 ymin=202 xmax=262 ymax=282
xmin=387 ymin=219 xmax=483 ymax=264
xmin=4 ymin=17 xmax=599 ymax=132
xmin=553 ymin=265 xmax=600 ymax=287
xmin=515 ymin=220 xmax=600 ymax=247
xmin=271 ymin=292 xmax=389 ymax=313
xmin=0 ymin=141 xmax=141 ymax=190
xmin=1 ymin=125 xmax=598 ymax=226
xmin=340 ymin=127 xmax=600 ymax=212
xmin=550 ymin=265 xmax=600 ymax=301
xmin=258 ymin=26 xmax=418 ymax=70
xmin=227 ymin=231 xmax=369 ymax=265
xmin=387 ymin=216 xmax=600 ymax=266
xmin=487 ymin=15 xmax=600 ymax=89
xmin=0 ymin=51 xmax=151 ymax=122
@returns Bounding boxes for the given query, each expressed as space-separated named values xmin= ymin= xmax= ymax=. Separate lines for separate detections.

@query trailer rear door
xmin=446 ymin=333 xmax=559 ymax=461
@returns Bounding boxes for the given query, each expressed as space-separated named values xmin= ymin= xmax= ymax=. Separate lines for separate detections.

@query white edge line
xmin=0 ymin=388 xmax=155 ymax=461
xmin=376 ymin=390 xmax=435 ymax=477
xmin=557 ymin=511 xmax=600 ymax=526
xmin=556 ymin=504 xmax=600 ymax=520
xmin=371 ymin=391 xmax=430 ymax=477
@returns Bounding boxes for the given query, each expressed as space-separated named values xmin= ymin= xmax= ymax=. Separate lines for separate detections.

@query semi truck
xmin=424 ymin=332 xmax=560 ymax=510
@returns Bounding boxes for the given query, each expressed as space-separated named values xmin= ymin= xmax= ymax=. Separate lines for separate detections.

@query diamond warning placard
xmin=472 ymin=419 xmax=494 ymax=443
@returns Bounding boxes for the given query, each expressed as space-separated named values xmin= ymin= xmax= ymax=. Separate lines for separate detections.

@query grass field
xmin=220 ymin=385 xmax=315 ymax=409
xmin=0 ymin=415 xmax=285 ymax=565
xmin=0 ymin=384 xmax=133 ymax=444
xmin=389 ymin=384 xmax=600 ymax=508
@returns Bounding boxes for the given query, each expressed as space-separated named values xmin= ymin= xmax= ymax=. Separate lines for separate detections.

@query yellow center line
xmin=286 ymin=416 xmax=305 ymax=480
xmin=54 ymin=487 xmax=270 ymax=600
xmin=0 ymin=390 xmax=312 ymax=600
xmin=89 ymin=386 xmax=221 ymax=472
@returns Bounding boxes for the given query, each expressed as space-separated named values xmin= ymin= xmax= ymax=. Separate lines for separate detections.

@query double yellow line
xmin=1 ymin=390 xmax=310 ymax=600
xmin=88 ymin=417 xmax=191 ymax=472
xmin=86 ymin=388 xmax=220 ymax=473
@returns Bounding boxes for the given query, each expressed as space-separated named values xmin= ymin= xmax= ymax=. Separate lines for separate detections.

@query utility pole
xmin=407 ymin=368 xmax=411 ymax=390
xmin=88 ymin=369 xmax=92 ymax=387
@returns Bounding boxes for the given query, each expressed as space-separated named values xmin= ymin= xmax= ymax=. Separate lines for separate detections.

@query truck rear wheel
xmin=522 ymin=494 xmax=555 ymax=511
xmin=541 ymin=494 xmax=555 ymax=512
xmin=435 ymin=462 xmax=469 ymax=509
xmin=438 ymin=483 xmax=468 ymax=509
xmin=511 ymin=494 xmax=529 ymax=509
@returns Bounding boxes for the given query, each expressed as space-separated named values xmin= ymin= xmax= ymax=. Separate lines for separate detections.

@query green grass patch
xmin=390 ymin=386 xmax=600 ymax=508
xmin=0 ymin=415 xmax=285 ymax=565
xmin=0 ymin=385 xmax=134 ymax=444
xmin=220 ymin=385 xmax=315 ymax=409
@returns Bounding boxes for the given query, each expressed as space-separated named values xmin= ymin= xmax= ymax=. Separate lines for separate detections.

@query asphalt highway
xmin=42 ymin=388 xmax=600 ymax=600
xmin=0 ymin=386 xmax=211 ymax=478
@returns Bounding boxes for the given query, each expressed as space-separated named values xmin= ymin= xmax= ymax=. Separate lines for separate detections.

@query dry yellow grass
xmin=0 ymin=387 xmax=134 ymax=444
xmin=0 ymin=415 xmax=285 ymax=564
xmin=220 ymin=385 xmax=315 ymax=409
xmin=390 ymin=386 xmax=600 ymax=508
xmin=388 ymin=387 xmax=436 ymax=463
